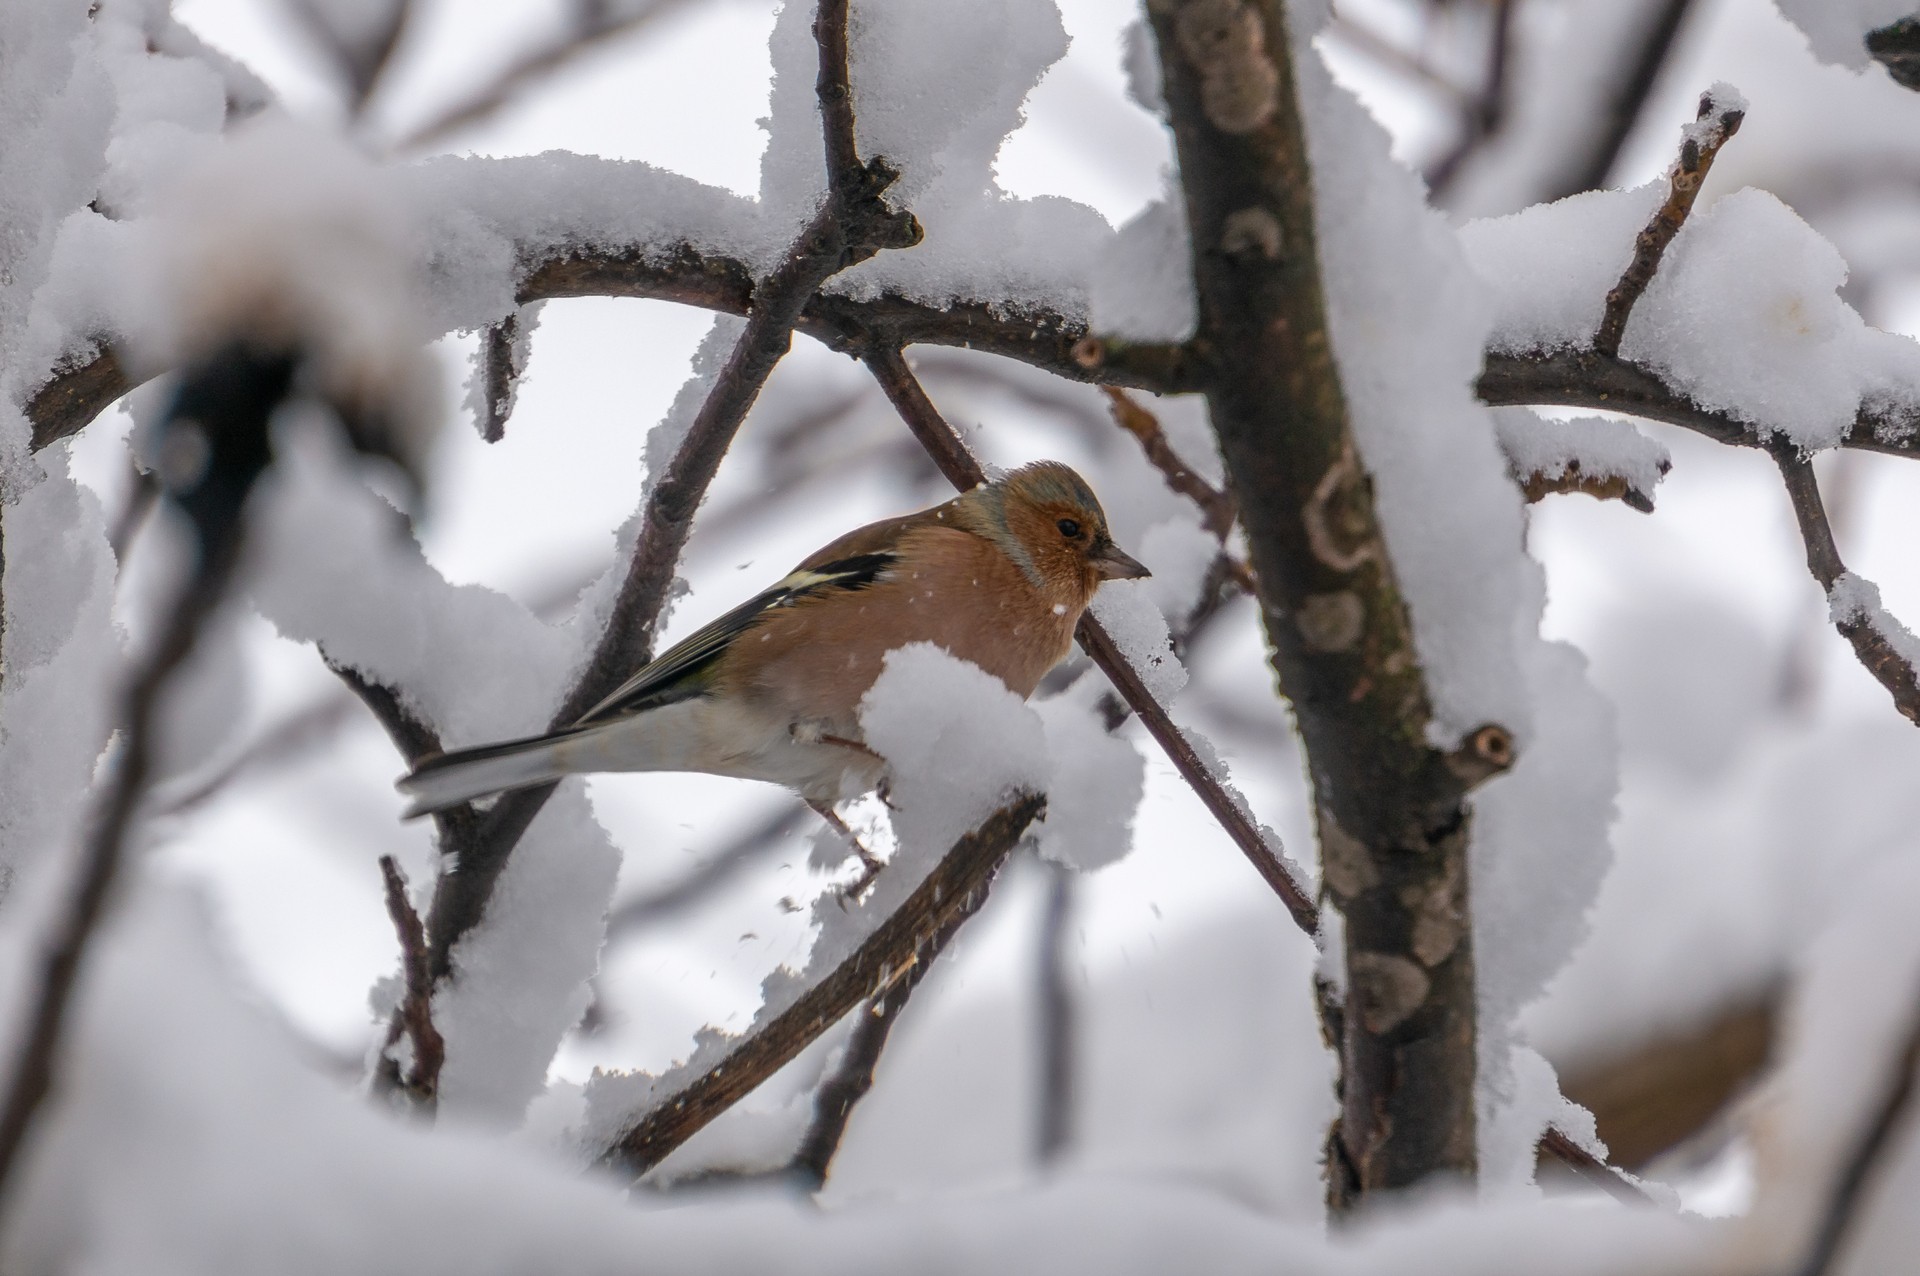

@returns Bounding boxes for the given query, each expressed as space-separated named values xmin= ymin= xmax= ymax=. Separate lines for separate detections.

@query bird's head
xmin=959 ymin=461 xmax=1150 ymax=604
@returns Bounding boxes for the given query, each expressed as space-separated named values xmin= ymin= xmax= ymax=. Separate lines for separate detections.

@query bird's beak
xmin=1093 ymin=541 xmax=1151 ymax=581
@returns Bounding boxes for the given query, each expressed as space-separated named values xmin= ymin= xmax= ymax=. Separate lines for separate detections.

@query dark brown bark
xmin=1146 ymin=0 xmax=1493 ymax=1203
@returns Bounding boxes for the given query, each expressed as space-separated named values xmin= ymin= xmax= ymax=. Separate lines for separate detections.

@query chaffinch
xmin=397 ymin=460 xmax=1149 ymax=818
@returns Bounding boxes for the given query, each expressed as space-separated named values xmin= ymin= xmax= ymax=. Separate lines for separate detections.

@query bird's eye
xmin=1057 ymin=518 xmax=1082 ymax=538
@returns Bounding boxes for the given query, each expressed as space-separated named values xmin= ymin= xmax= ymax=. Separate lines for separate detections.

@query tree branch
xmin=1147 ymin=0 xmax=1492 ymax=1202
xmin=1425 ymin=0 xmax=1518 ymax=200
xmin=1033 ymin=855 xmax=1075 ymax=1163
xmin=1542 ymin=0 xmax=1700 ymax=201
xmin=783 ymin=869 xmax=965 ymax=1192
xmin=392 ymin=0 xmax=698 ymax=152
xmin=373 ymin=855 xmax=445 ymax=1109
xmin=597 ymin=793 xmax=1045 ymax=1180
xmin=1100 ymin=387 xmax=1235 ymax=537
xmin=0 ymin=345 xmax=294 ymax=1221
xmin=1792 ymin=985 xmax=1920 ymax=1276
xmin=1478 ymin=347 xmax=1920 ymax=463
xmin=1773 ymin=447 xmax=1920 ymax=726
xmin=1594 ymin=84 xmax=1744 ymax=358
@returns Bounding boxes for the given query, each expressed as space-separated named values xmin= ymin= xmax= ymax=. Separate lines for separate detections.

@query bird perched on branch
xmin=397 ymin=461 xmax=1149 ymax=818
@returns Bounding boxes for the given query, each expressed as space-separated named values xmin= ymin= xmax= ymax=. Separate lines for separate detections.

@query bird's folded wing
xmin=574 ymin=552 xmax=899 ymax=724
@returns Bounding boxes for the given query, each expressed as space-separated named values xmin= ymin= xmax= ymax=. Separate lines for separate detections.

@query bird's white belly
xmin=552 ymin=697 xmax=883 ymax=802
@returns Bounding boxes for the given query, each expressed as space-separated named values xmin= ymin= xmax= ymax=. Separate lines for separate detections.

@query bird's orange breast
xmin=717 ymin=525 xmax=1083 ymax=735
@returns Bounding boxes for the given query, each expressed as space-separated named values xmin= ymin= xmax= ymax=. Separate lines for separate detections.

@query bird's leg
xmin=807 ymin=799 xmax=886 ymax=900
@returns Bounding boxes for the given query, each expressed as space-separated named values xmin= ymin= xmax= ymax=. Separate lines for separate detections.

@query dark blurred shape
xmin=158 ymin=344 xmax=297 ymax=554
xmin=1868 ymin=18 xmax=1920 ymax=92
xmin=1552 ymin=992 xmax=1776 ymax=1171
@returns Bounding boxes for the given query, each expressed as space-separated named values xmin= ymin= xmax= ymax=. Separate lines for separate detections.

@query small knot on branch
xmin=1446 ymin=723 xmax=1515 ymax=788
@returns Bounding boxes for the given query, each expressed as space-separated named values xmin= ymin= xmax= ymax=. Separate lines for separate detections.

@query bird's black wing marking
xmin=573 ymin=552 xmax=897 ymax=725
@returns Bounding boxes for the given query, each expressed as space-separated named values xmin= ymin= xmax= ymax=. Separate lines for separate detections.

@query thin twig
xmin=107 ymin=465 xmax=160 ymax=564
xmin=1792 ymin=993 xmax=1920 ymax=1276
xmin=0 ymin=346 xmax=295 ymax=1218
xmin=285 ymin=0 xmax=415 ymax=114
xmin=374 ymin=855 xmax=445 ymax=1108
xmin=476 ymin=311 xmax=521 ymax=443
xmin=597 ymin=793 xmax=1045 ymax=1179
xmin=864 ymin=346 xmax=1319 ymax=936
xmin=153 ymin=693 xmax=358 ymax=819
xmin=0 ymin=545 xmax=231 ymax=1206
xmin=1033 ymin=855 xmax=1075 ymax=1163
xmin=1100 ymin=387 xmax=1235 ymax=537
xmin=1538 ymin=1128 xmax=1654 ymax=1205
xmin=391 ymin=0 xmax=696 ymax=152
xmin=1426 ymin=0 xmax=1518 ymax=199
xmin=1593 ymin=85 xmax=1744 ymax=357
xmin=1544 ymin=0 xmax=1700 ymax=200
xmin=604 ymin=805 xmax=809 ymax=943
xmin=1322 ymin=13 xmax=1474 ymax=108
xmin=1772 ymin=447 xmax=1920 ymax=726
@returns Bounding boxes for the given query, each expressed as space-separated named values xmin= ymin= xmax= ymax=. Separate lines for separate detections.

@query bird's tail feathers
xmin=397 ymin=729 xmax=586 ymax=819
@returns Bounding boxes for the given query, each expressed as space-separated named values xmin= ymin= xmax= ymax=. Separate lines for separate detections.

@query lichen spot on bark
xmin=1318 ymin=808 xmax=1376 ymax=900
xmin=1298 ymin=591 xmax=1364 ymax=653
xmin=1222 ymin=206 xmax=1283 ymax=260
xmin=1304 ymin=440 xmax=1382 ymax=574
xmin=1403 ymin=859 xmax=1466 ymax=968
xmin=1349 ymin=952 xmax=1430 ymax=1034
xmin=1174 ymin=0 xmax=1280 ymax=135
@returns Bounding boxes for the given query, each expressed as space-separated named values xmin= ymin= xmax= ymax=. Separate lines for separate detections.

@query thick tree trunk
xmin=1146 ymin=0 xmax=1498 ymax=1206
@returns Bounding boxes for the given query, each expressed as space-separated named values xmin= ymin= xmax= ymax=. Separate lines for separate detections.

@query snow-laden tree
xmin=4 ymin=0 xmax=1920 ymax=1270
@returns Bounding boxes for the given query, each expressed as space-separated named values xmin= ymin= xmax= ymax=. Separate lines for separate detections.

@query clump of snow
xmin=130 ymin=116 xmax=440 ymax=472
xmin=1457 ymin=183 xmax=1665 ymax=355
xmin=1828 ymin=570 xmax=1920 ymax=672
xmin=1134 ymin=515 xmax=1223 ymax=627
xmin=859 ymin=642 xmax=1052 ymax=859
xmin=1033 ymin=679 xmax=1145 ymax=872
xmin=1090 ymin=196 xmax=1196 ymax=342
xmin=758 ymin=0 xmax=1111 ymax=317
xmin=1089 ymin=579 xmax=1187 ymax=705
xmin=434 ymin=785 xmax=621 ymax=1122
xmin=1622 ymin=187 xmax=1920 ymax=450
xmin=1491 ymin=408 xmax=1671 ymax=502
xmin=1777 ymin=0 xmax=1920 ymax=71
xmin=0 ymin=451 xmax=119 ymax=887
xmin=0 ymin=0 xmax=114 ymax=494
